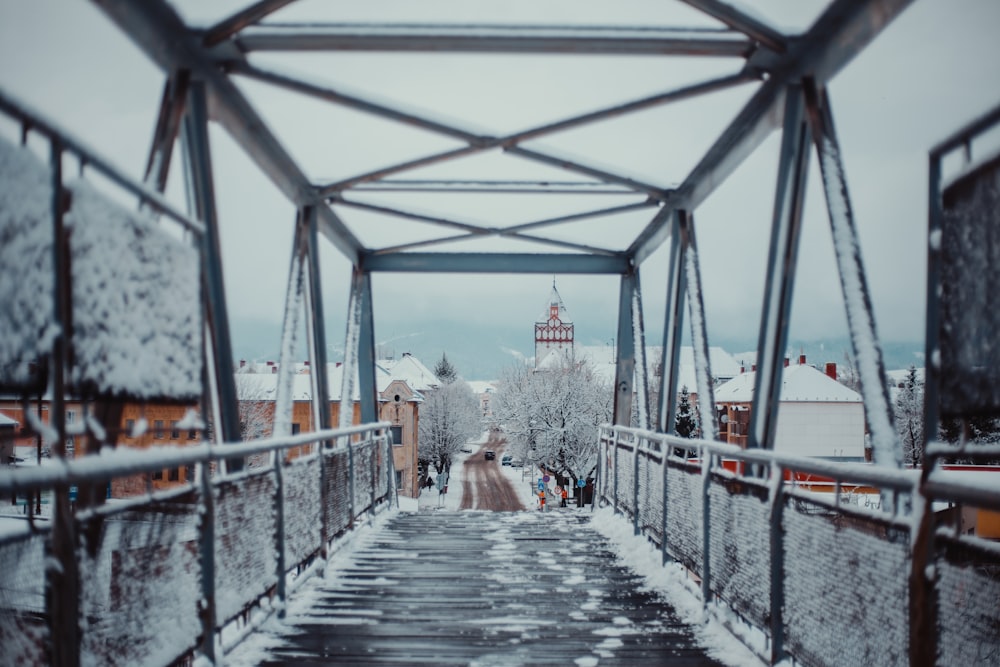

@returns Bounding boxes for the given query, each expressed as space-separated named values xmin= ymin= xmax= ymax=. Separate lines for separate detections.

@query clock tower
xmin=534 ymin=280 xmax=574 ymax=367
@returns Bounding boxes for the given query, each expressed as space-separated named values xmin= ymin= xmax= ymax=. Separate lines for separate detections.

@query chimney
xmin=272 ymin=365 xmax=278 ymax=374
xmin=240 ymin=359 xmax=246 ymax=368
xmin=304 ymin=360 xmax=310 ymax=366
xmin=799 ymin=354 xmax=806 ymax=365
xmin=825 ymin=362 xmax=837 ymax=380
xmin=739 ymin=365 xmax=745 ymax=374
xmin=783 ymin=357 xmax=789 ymax=368
xmin=751 ymin=364 xmax=756 ymax=372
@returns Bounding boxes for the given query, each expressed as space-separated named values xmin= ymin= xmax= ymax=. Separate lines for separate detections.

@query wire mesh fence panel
xmin=783 ymin=496 xmax=910 ymax=667
xmin=78 ymin=502 xmax=201 ymax=666
xmin=0 ymin=530 xmax=49 ymax=666
xmin=935 ymin=536 xmax=1000 ymax=665
xmin=323 ymin=448 xmax=352 ymax=540
xmin=214 ymin=471 xmax=278 ymax=625
xmin=352 ymin=441 xmax=375 ymax=516
xmin=637 ymin=451 xmax=664 ymax=542
xmin=616 ymin=442 xmax=636 ymax=519
xmin=374 ymin=439 xmax=390 ymax=503
xmin=282 ymin=455 xmax=322 ymax=569
xmin=664 ymin=463 xmax=704 ymax=574
xmin=707 ymin=477 xmax=771 ymax=628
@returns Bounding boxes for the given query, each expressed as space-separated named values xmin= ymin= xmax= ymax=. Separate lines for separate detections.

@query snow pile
xmin=591 ymin=507 xmax=764 ymax=667
xmin=0 ymin=137 xmax=56 ymax=389
xmin=66 ymin=178 xmax=201 ymax=400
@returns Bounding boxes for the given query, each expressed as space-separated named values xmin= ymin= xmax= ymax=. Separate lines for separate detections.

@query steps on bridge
xmin=236 ymin=511 xmax=726 ymax=666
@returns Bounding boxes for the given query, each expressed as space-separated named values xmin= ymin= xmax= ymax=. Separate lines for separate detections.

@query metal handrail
xmin=0 ymin=421 xmax=390 ymax=492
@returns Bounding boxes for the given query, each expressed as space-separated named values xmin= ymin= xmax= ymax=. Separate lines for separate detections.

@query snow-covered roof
xmin=715 ymin=362 xmax=862 ymax=403
xmin=573 ymin=345 xmax=741 ymax=390
xmin=536 ymin=283 xmax=572 ymax=324
xmin=234 ymin=362 xmax=424 ymax=403
xmin=467 ymin=380 xmax=496 ymax=394
xmin=0 ymin=412 xmax=18 ymax=427
xmin=378 ymin=353 xmax=440 ymax=391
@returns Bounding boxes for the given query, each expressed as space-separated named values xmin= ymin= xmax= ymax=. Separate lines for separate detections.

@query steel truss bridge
xmin=0 ymin=1 xmax=998 ymax=666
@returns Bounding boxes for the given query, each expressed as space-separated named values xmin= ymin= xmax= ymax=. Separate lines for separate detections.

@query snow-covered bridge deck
xmin=233 ymin=511 xmax=726 ymax=667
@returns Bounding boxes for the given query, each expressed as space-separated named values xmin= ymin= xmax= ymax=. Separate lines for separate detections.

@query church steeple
xmin=534 ymin=280 xmax=574 ymax=367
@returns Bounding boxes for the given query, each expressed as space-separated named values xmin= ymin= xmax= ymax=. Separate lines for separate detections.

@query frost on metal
xmin=937 ymin=155 xmax=1000 ymax=416
xmin=664 ymin=464 xmax=704 ymax=574
xmin=282 ymin=456 xmax=322 ymax=567
xmin=78 ymin=508 xmax=201 ymax=667
xmin=630 ymin=287 xmax=649 ymax=430
xmin=935 ymin=535 xmax=1000 ymax=664
xmin=684 ymin=246 xmax=717 ymax=441
xmin=0 ymin=137 xmax=56 ymax=390
xmin=818 ymin=136 xmax=898 ymax=468
xmin=636 ymin=446 xmax=664 ymax=542
xmin=66 ymin=179 xmax=202 ymax=400
xmin=274 ymin=251 xmax=305 ymax=438
xmin=0 ymin=532 xmax=49 ymax=667
xmin=782 ymin=496 xmax=909 ymax=667
xmin=214 ymin=472 xmax=278 ymax=624
xmin=707 ymin=480 xmax=770 ymax=628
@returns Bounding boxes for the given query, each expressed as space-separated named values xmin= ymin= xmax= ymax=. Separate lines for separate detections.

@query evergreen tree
xmin=674 ymin=385 xmax=698 ymax=438
xmin=434 ymin=352 xmax=458 ymax=384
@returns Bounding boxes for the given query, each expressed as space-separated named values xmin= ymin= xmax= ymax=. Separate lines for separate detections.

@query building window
xmin=188 ymin=428 xmax=197 ymax=440
xmin=395 ymin=470 xmax=403 ymax=488
xmin=291 ymin=423 xmax=301 ymax=435
xmin=390 ymin=426 xmax=403 ymax=446
xmin=154 ymin=420 xmax=164 ymax=439
xmin=125 ymin=419 xmax=135 ymax=437
xmin=171 ymin=421 xmax=180 ymax=439
xmin=168 ymin=467 xmax=180 ymax=482
xmin=152 ymin=469 xmax=163 ymax=481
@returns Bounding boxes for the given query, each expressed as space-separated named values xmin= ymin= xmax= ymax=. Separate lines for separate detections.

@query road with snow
xmin=460 ymin=437 xmax=525 ymax=512
xmin=233 ymin=511 xmax=728 ymax=666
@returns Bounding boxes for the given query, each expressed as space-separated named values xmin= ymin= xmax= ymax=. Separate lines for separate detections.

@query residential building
xmin=714 ymin=355 xmax=866 ymax=461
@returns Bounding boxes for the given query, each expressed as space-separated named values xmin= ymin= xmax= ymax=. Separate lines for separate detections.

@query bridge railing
xmin=596 ymin=424 xmax=1000 ymax=667
xmin=0 ymin=422 xmax=396 ymax=666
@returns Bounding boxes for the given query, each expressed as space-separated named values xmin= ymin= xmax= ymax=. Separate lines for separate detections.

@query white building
xmin=714 ymin=356 xmax=865 ymax=461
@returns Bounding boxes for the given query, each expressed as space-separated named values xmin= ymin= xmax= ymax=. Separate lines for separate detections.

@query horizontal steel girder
xmin=232 ymin=24 xmax=754 ymax=57
xmin=360 ymin=252 xmax=630 ymax=274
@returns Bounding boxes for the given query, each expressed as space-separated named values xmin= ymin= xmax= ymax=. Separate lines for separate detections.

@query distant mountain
xmin=229 ymin=315 xmax=923 ymax=382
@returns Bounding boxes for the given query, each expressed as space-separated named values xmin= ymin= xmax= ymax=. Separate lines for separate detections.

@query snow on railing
xmin=596 ymin=423 xmax=1000 ymax=667
xmin=0 ymin=422 xmax=395 ymax=666
xmin=0 ymin=87 xmax=206 ymax=399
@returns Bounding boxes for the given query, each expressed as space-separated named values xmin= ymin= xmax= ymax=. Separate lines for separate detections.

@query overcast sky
xmin=2 ymin=1 xmax=999 ymax=377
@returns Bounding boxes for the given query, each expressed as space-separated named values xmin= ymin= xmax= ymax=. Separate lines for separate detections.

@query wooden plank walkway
xmin=243 ymin=511 xmax=725 ymax=666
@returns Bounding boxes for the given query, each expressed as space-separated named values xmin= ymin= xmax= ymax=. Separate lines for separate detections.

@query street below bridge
xmin=459 ymin=436 xmax=526 ymax=512
xmin=230 ymin=511 xmax=731 ymax=666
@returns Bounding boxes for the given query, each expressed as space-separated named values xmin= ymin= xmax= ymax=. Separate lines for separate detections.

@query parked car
xmin=460 ymin=445 xmax=473 ymax=453
xmin=484 ymin=450 xmax=496 ymax=460
xmin=501 ymin=454 xmax=512 ymax=466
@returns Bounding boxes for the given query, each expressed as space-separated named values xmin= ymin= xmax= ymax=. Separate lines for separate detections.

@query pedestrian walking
xmin=560 ymin=487 xmax=568 ymax=508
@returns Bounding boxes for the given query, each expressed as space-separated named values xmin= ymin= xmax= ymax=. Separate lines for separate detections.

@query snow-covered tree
xmin=434 ymin=353 xmax=458 ymax=384
xmin=418 ymin=379 xmax=480 ymax=474
xmin=674 ymin=385 xmax=698 ymax=438
xmin=893 ymin=365 xmax=924 ymax=466
xmin=235 ymin=372 xmax=273 ymax=442
xmin=493 ymin=355 xmax=612 ymax=490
